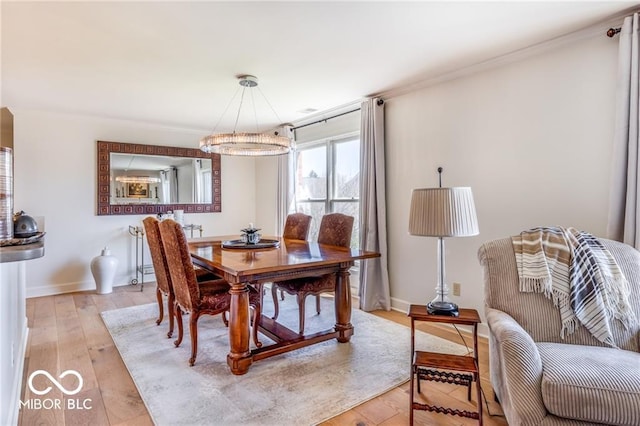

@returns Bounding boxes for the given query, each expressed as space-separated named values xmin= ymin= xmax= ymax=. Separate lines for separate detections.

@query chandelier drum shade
xmin=199 ymin=75 xmax=293 ymax=156
xmin=409 ymin=169 xmax=479 ymax=317
xmin=114 ymin=176 xmax=161 ymax=184
xmin=200 ymin=132 xmax=291 ymax=156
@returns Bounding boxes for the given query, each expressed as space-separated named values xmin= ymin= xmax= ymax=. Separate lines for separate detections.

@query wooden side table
xmin=408 ymin=304 xmax=482 ymax=425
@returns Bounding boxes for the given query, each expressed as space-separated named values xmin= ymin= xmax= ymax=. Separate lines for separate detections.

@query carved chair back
xmin=283 ymin=213 xmax=312 ymax=240
xmin=158 ymin=219 xmax=200 ymax=313
xmin=142 ymin=217 xmax=172 ymax=296
xmin=318 ymin=213 xmax=354 ymax=248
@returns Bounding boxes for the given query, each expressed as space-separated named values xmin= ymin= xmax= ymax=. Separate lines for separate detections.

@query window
xmin=294 ymin=135 xmax=360 ymax=247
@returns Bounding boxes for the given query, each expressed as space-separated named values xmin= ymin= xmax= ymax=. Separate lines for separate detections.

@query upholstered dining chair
xmin=283 ymin=213 xmax=313 ymax=240
xmin=142 ymin=216 xmax=219 ymax=338
xmin=272 ymin=213 xmax=313 ymax=302
xmin=271 ymin=213 xmax=354 ymax=334
xmin=158 ymin=219 xmax=263 ymax=366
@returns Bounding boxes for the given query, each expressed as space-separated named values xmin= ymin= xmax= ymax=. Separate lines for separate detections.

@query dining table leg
xmin=334 ymin=263 xmax=354 ymax=343
xmin=226 ymin=281 xmax=253 ymax=375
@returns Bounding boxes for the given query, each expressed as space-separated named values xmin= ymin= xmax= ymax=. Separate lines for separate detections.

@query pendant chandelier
xmin=199 ymin=75 xmax=292 ymax=156
xmin=115 ymin=176 xmax=161 ymax=184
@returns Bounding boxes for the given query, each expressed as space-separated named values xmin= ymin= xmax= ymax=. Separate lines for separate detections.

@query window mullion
xmin=327 ymin=140 xmax=333 ymax=213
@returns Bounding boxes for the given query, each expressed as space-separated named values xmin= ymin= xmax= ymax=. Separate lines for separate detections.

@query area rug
xmin=101 ymin=295 xmax=467 ymax=425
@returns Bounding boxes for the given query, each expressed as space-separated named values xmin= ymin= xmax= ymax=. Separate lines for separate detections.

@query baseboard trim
xmin=26 ymin=279 xmax=137 ymax=298
xmin=389 ymin=296 xmax=411 ymax=314
xmin=7 ymin=323 xmax=28 ymax=426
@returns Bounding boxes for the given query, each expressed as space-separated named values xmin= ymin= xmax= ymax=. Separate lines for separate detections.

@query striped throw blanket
xmin=512 ymin=227 xmax=636 ymax=347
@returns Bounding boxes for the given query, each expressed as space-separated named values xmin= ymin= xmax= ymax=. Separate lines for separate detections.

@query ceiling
xmin=110 ymin=152 xmax=197 ymax=172
xmin=1 ymin=1 xmax=637 ymax=133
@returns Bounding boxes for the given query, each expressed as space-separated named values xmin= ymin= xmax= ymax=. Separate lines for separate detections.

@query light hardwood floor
xmin=19 ymin=283 xmax=508 ymax=426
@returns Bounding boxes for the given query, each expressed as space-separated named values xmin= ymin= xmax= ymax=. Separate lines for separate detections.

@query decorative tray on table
xmin=0 ymin=231 xmax=46 ymax=247
xmin=221 ymin=238 xmax=280 ymax=249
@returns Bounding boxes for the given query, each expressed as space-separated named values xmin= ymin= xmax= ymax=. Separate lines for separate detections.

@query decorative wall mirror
xmin=97 ymin=140 xmax=221 ymax=215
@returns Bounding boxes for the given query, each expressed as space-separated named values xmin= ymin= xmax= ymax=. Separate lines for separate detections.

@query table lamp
xmin=408 ymin=168 xmax=479 ymax=316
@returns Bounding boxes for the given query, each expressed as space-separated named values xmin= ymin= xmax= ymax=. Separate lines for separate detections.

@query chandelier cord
xmin=250 ymin=87 xmax=260 ymax=133
xmin=211 ymin=85 xmax=242 ymax=134
xmin=199 ymin=75 xmax=291 ymax=156
xmin=256 ymin=86 xmax=285 ymax=127
xmin=232 ymin=85 xmax=248 ymax=134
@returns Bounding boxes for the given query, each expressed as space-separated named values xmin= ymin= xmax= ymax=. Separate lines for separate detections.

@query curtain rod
xmin=607 ymin=9 xmax=640 ymax=37
xmin=292 ymin=108 xmax=361 ymax=131
xmin=607 ymin=27 xmax=621 ymax=37
xmin=292 ymin=99 xmax=384 ymax=131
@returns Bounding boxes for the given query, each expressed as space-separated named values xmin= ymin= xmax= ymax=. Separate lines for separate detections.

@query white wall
xmin=386 ymin=33 xmax=618 ymax=315
xmin=254 ymin=156 xmax=279 ymax=235
xmin=0 ymin=260 xmax=27 ymax=426
xmin=251 ymin=31 xmax=620 ymax=319
xmin=12 ymin=110 xmax=257 ymax=297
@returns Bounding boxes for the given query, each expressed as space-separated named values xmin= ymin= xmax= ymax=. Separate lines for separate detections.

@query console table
xmin=183 ymin=223 xmax=203 ymax=238
xmin=408 ymin=304 xmax=483 ymax=425
xmin=128 ymin=225 xmax=153 ymax=291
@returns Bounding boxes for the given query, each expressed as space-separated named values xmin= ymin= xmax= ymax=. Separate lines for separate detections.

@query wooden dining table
xmin=188 ymin=235 xmax=380 ymax=375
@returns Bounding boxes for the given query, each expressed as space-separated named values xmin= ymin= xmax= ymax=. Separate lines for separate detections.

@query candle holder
xmin=240 ymin=226 xmax=261 ymax=245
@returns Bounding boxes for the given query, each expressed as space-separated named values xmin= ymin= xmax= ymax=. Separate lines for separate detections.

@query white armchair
xmin=478 ymin=236 xmax=640 ymax=426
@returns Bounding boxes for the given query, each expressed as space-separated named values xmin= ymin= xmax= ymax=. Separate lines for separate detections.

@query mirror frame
xmin=97 ymin=140 xmax=221 ymax=216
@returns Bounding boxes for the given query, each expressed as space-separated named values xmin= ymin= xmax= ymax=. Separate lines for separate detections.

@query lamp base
xmin=427 ymin=300 xmax=459 ymax=317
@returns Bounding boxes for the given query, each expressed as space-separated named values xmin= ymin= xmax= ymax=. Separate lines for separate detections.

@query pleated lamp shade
xmin=408 ymin=187 xmax=479 ymax=237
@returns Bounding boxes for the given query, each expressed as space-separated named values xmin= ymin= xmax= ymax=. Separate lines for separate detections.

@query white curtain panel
xmin=159 ymin=170 xmax=170 ymax=203
xmin=359 ymin=98 xmax=391 ymax=311
xmin=192 ymin=159 xmax=202 ymax=203
xmin=276 ymin=125 xmax=295 ymax=235
xmin=608 ymin=13 xmax=640 ymax=249
xmin=170 ymin=167 xmax=178 ymax=203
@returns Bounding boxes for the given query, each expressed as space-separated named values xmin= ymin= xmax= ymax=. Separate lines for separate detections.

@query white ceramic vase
xmin=91 ymin=247 xmax=118 ymax=294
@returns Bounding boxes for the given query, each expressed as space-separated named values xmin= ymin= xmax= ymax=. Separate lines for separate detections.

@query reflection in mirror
xmin=97 ymin=141 xmax=221 ymax=216
xmin=110 ymin=153 xmax=212 ymax=205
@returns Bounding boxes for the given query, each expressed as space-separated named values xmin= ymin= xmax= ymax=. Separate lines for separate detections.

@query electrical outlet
xmin=452 ymin=282 xmax=461 ymax=296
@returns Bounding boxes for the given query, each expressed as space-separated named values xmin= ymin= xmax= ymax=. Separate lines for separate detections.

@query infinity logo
xmin=28 ymin=370 xmax=83 ymax=396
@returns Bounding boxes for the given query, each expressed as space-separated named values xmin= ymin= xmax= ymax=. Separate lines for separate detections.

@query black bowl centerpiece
xmin=240 ymin=224 xmax=261 ymax=245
